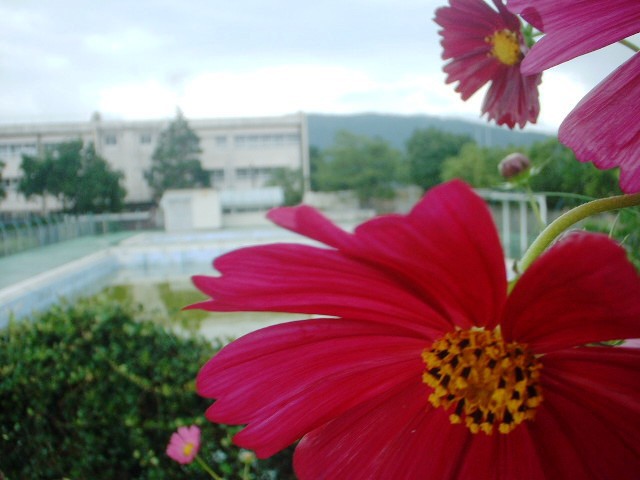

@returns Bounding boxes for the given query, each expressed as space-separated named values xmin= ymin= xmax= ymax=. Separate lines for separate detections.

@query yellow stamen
xmin=422 ymin=328 xmax=542 ymax=435
xmin=486 ymin=29 xmax=521 ymax=66
xmin=183 ymin=442 xmax=195 ymax=457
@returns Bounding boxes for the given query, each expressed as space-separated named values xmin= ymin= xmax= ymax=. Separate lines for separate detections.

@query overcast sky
xmin=1 ymin=0 xmax=636 ymax=133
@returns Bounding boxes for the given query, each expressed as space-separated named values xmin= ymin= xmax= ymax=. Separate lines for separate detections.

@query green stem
xmin=516 ymin=192 xmax=640 ymax=275
xmin=619 ymin=38 xmax=640 ymax=52
xmin=525 ymin=185 xmax=545 ymax=230
xmin=195 ymin=455 xmax=224 ymax=480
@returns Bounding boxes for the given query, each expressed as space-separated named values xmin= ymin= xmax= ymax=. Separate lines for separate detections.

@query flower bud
xmin=499 ymin=152 xmax=531 ymax=179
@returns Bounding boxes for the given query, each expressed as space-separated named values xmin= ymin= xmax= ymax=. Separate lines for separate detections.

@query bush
xmin=0 ymin=299 xmax=294 ymax=479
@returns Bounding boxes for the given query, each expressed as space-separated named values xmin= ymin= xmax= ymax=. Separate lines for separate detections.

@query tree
xmin=407 ymin=128 xmax=473 ymax=191
xmin=527 ymin=138 xmax=620 ymax=207
xmin=266 ymin=168 xmax=303 ymax=206
xmin=73 ymin=143 xmax=126 ymax=213
xmin=440 ymin=143 xmax=509 ymax=188
xmin=308 ymin=145 xmax=323 ymax=191
xmin=0 ymin=161 xmax=6 ymax=201
xmin=314 ymin=131 xmax=406 ymax=207
xmin=145 ymin=111 xmax=210 ymax=201
xmin=19 ymin=140 xmax=126 ymax=213
xmin=50 ymin=140 xmax=83 ymax=207
xmin=20 ymin=152 xmax=56 ymax=212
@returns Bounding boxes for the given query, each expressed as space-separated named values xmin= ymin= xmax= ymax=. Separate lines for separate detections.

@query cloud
xmin=84 ymin=28 xmax=165 ymax=55
xmin=536 ymin=72 xmax=589 ymax=132
xmin=0 ymin=0 xmax=631 ymax=130
xmin=98 ymin=81 xmax=179 ymax=119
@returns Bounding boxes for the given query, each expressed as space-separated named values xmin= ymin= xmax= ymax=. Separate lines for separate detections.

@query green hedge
xmin=0 ymin=300 xmax=295 ymax=479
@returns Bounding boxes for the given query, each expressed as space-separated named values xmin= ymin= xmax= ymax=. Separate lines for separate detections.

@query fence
xmin=0 ymin=212 xmax=153 ymax=258
xmin=476 ymin=189 xmax=548 ymax=260
xmin=0 ymin=191 xmax=551 ymax=260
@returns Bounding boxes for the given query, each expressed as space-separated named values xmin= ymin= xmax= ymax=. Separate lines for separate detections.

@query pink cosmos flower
xmin=166 ymin=425 xmax=201 ymax=465
xmin=435 ymin=0 xmax=542 ymax=129
xmin=191 ymin=180 xmax=640 ymax=479
xmin=508 ymin=0 xmax=640 ymax=193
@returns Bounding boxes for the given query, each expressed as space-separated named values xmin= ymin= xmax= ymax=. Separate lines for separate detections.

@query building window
xmin=210 ymin=169 xmax=225 ymax=184
xmin=235 ymin=167 xmax=274 ymax=181
xmin=233 ymin=133 xmax=299 ymax=148
xmin=236 ymin=167 xmax=251 ymax=179
xmin=140 ymin=133 xmax=152 ymax=144
xmin=0 ymin=143 xmax=37 ymax=158
xmin=255 ymin=167 xmax=272 ymax=179
xmin=215 ymin=136 xmax=228 ymax=147
xmin=2 ymin=177 xmax=20 ymax=192
xmin=104 ymin=134 xmax=117 ymax=145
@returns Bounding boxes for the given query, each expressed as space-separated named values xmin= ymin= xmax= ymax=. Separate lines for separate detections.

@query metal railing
xmin=476 ymin=189 xmax=549 ymax=259
xmin=0 ymin=212 xmax=153 ymax=257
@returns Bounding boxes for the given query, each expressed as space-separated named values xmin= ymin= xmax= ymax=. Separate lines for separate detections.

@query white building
xmin=0 ymin=112 xmax=310 ymax=213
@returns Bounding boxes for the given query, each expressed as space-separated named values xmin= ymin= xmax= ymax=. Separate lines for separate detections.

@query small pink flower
xmin=166 ymin=425 xmax=201 ymax=464
xmin=435 ymin=0 xmax=542 ymax=129
xmin=508 ymin=0 xmax=640 ymax=193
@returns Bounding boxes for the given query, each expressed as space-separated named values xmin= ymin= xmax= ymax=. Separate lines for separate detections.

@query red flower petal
xmin=344 ymin=180 xmax=507 ymax=329
xmin=526 ymin=406 xmax=605 ymax=478
xmin=455 ymin=425 xmax=546 ymax=480
xmin=294 ymin=381 xmax=471 ymax=479
xmin=482 ymin=65 xmax=541 ymax=129
xmin=444 ymin=56 xmax=502 ymax=100
xmin=196 ymin=318 xmax=426 ymax=458
xmin=502 ymin=232 xmax=640 ymax=352
xmin=508 ymin=0 xmax=640 ymax=74
xmin=191 ymin=180 xmax=506 ymax=332
xmin=531 ymin=347 xmax=640 ymax=478
xmin=542 ymin=347 xmax=640 ymax=433
xmin=267 ymin=204 xmax=354 ymax=250
xmin=559 ymin=54 xmax=640 ymax=193
xmin=190 ymin=243 xmax=450 ymax=335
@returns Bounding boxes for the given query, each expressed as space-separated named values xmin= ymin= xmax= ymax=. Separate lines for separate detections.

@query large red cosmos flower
xmin=508 ymin=0 xmax=640 ymax=193
xmin=435 ymin=0 xmax=542 ymax=129
xmin=192 ymin=180 xmax=640 ymax=479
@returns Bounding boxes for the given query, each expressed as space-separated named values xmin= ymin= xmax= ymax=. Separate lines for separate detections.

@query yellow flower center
xmin=422 ymin=328 xmax=542 ymax=435
xmin=486 ymin=29 xmax=522 ymax=66
xmin=183 ymin=442 xmax=195 ymax=457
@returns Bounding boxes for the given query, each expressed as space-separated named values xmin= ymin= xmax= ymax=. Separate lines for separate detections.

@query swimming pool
xmin=0 ymin=228 xmax=319 ymax=331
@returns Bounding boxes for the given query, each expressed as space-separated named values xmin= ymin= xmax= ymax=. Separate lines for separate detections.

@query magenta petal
xmin=191 ymin=243 xmax=450 ymax=335
xmin=502 ymin=232 xmax=640 ymax=352
xmin=531 ymin=348 xmax=640 ymax=478
xmin=342 ymin=180 xmax=507 ymax=330
xmin=196 ymin=318 xmax=426 ymax=458
xmin=482 ymin=65 xmax=541 ymax=129
xmin=191 ymin=180 xmax=506 ymax=334
xmin=293 ymin=381 xmax=471 ymax=479
xmin=527 ymin=406 xmax=606 ymax=478
xmin=267 ymin=205 xmax=354 ymax=250
xmin=559 ymin=54 xmax=640 ymax=193
xmin=508 ymin=0 xmax=640 ymax=74
xmin=455 ymin=425 xmax=546 ymax=480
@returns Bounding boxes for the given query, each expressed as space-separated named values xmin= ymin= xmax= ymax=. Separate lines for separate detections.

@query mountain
xmin=307 ymin=113 xmax=551 ymax=151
